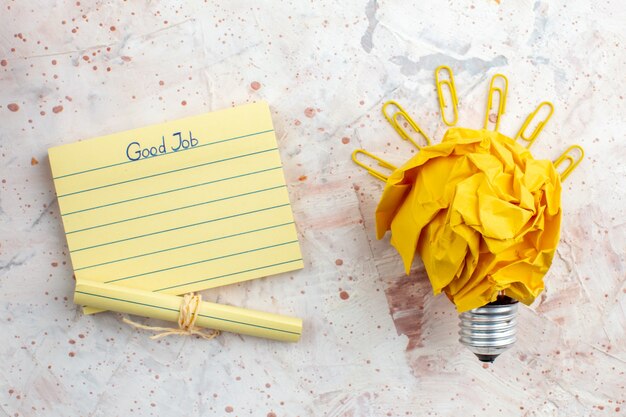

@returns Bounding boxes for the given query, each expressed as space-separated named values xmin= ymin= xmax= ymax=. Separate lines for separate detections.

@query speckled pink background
xmin=1 ymin=1 xmax=625 ymax=416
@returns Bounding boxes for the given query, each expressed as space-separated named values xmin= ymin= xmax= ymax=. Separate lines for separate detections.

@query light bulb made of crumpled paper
xmin=375 ymin=127 xmax=562 ymax=313
xmin=354 ymin=68 xmax=583 ymax=363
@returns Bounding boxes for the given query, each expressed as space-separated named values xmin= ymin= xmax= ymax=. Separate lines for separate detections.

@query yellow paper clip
xmin=351 ymin=149 xmax=396 ymax=182
xmin=515 ymin=101 xmax=554 ymax=148
xmin=435 ymin=65 xmax=459 ymax=126
xmin=553 ymin=145 xmax=584 ymax=181
xmin=382 ymin=100 xmax=432 ymax=149
xmin=483 ymin=74 xmax=508 ymax=131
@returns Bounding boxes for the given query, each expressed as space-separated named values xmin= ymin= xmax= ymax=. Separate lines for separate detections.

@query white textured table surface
xmin=1 ymin=1 xmax=625 ymax=416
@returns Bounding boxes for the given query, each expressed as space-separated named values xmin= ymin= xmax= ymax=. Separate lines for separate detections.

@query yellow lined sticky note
xmin=74 ymin=280 xmax=302 ymax=342
xmin=49 ymin=102 xmax=303 ymax=313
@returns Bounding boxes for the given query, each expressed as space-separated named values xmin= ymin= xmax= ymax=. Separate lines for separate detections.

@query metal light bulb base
xmin=459 ymin=296 xmax=519 ymax=363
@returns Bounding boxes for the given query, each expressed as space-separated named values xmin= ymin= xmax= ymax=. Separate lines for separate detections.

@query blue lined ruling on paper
xmin=48 ymin=102 xmax=303 ymax=314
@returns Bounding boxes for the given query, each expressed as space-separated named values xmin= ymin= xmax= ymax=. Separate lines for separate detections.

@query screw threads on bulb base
xmin=459 ymin=296 xmax=519 ymax=363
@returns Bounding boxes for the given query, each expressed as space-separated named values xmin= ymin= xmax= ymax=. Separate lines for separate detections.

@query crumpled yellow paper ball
xmin=375 ymin=127 xmax=562 ymax=312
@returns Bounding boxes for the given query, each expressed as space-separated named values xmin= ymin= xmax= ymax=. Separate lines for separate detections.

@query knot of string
xmin=123 ymin=293 xmax=219 ymax=340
